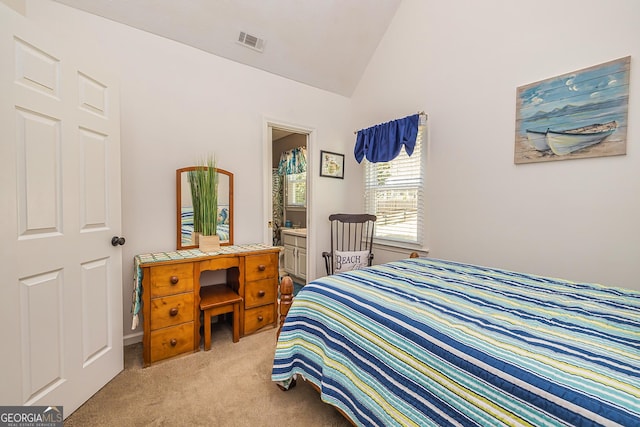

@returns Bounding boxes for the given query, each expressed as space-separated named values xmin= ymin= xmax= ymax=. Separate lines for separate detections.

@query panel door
xmin=0 ymin=6 xmax=123 ymax=416
xmin=297 ymin=248 xmax=307 ymax=280
xmin=283 ymin=245 xmax=296 ymax=275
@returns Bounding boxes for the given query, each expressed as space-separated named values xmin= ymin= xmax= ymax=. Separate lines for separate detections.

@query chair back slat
xmin=324 ymin=214 xmax=376 ymax=275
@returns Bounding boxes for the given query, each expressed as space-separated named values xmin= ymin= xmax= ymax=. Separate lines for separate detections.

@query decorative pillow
xmin=334 ymin=250 xmax=370 ymax=273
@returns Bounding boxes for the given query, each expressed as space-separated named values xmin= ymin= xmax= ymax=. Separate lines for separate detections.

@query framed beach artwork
xmin=514 ymin=56 xmax=630 ymax=164
xmin=320 ymin=150 xmax=344 ymax=179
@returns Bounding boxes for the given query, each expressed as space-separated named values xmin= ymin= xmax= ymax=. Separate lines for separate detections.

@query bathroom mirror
xmin=176 ymin=167 xmax=233 ymax=249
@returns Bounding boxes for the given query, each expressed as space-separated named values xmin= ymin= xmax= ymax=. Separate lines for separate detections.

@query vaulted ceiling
xmin=54 ymin=0 xmax=402 ymax=97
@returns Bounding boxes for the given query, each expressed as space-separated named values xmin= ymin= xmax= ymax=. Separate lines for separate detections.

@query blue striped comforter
xmin=180 ymin=207 xmax=230 ymax=244
xmin=271 ymin=258 xmax=640 ymax=426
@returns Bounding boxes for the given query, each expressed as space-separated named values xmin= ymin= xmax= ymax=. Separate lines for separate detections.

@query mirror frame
xmin=176 ymin=167 xmax=234 ymax=249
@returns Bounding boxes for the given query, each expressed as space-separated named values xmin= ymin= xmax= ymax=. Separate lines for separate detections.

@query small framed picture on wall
xmin=320 ymin=150 xmax=344 ymax=179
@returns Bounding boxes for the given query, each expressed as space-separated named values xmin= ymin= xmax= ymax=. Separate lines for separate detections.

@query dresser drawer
xmin=244 ymin=278 xmax=276 ymax=308
xmin=150 ymin=264 xmax=193 ymax=297
xmin=245 ymin=253 xmax=278 ymax=281
xmin=150 ymin=293 xmax=194 ymax=329
xmin=244 ymin=305 xmax=275 ymax=335
xmin=149 ymin=322 xmax=195 ymax=363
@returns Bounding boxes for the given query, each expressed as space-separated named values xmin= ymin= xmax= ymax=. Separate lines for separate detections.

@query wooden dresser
xmin=134 ymin=244 xmax=280 ymax=366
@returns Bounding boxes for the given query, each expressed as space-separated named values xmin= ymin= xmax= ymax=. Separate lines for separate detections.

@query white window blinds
xmin=364 ymin=120 xmax=426 ymax=246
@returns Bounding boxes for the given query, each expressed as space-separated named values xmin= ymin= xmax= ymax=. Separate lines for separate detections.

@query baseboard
xmin=123 ymin=331 xmax=143 ymax=346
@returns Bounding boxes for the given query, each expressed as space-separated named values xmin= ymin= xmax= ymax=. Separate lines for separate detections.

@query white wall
xmin=353 ymin=0 xmax=640 ymax=290
xmin=25 ymin=0 xmax=640 ymax=346
xmin=27 ymin=1 xmax=356 ymax=341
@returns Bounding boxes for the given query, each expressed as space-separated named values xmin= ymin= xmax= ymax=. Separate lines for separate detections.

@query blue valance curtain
xmin=278 ymin=146 xmax=307 ymax=175
xmin=354 ymin=114 xmax=419 ymax=163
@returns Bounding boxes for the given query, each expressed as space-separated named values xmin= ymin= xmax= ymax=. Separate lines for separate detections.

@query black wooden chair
xmin=322 ymin=214 xmax=376 ymax=275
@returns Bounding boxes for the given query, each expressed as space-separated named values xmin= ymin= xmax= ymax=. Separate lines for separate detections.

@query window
xmin=364 ymin=122 xmax=425 ymax=246
xmin=285 ymin=172 xmax=306 ymax=208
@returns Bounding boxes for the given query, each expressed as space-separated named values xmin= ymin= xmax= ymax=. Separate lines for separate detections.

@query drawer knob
xmin=170 ymin=276 xmax=179 ymax=285
xmin=257 ymin=315 xmax=264 ymax=322
xmin=170 ymin=338 xmax=177 ymax=347
xmin=169 ymin=307 xmax=179 ymax=316
xmin=258 ymin=290 xmax=266 ymax=297
xmin=258 ymin=264 xmax=266 ymax=271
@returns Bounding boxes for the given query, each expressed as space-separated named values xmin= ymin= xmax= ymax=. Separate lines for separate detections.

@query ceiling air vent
xmin=237 ymin=31 xmax=265 ymax=52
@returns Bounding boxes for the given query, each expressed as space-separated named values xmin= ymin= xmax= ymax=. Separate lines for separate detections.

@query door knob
xmin=111 ymin=236 xmax=126 ymax=246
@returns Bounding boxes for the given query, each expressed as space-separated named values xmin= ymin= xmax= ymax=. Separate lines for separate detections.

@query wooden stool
xmin=199 ymin=285 xmax=243 ymax=351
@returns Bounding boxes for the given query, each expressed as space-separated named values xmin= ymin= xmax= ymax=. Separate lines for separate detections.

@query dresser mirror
xmin=176 ymin=167 xmax=234 ymax=249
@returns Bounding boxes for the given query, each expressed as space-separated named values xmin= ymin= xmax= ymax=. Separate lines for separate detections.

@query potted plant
xmin=188 ymin=155 xmax=219 ymax=252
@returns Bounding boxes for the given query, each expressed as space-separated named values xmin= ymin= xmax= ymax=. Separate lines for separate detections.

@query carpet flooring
xmin=65 ymin=323 xmax=351 ymax=426
xmin=293 ymin=281 xmax=305 ymax=297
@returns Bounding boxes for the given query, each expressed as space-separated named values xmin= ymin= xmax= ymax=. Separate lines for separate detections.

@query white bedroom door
xmin=0 ymin=6 xmax=123 ymax=416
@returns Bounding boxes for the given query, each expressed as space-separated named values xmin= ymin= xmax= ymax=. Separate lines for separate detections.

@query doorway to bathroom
xmin=271 ymin=127 xmax=308 ymax=292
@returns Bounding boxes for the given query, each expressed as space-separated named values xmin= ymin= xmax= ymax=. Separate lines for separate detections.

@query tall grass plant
xmin=188 ymin=155 xmax=218 ymax=236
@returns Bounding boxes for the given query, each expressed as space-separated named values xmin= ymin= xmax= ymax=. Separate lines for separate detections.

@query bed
xmin=272 ymin=257 xmax=640 ymax=426
xmin=181 ymin=206 xmax=230 ymax=244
